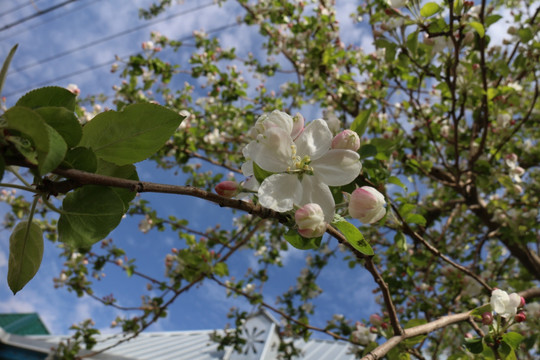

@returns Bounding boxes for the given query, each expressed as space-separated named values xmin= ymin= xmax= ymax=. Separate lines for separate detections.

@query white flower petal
xmin=312 ymin=149 xmax=361 ymax=186
xmin=295 ymin=119 xmax=332 ymax=160
xmin=299 ymin=176 xmax=335 ymax=222
xmin=251 ymin=127 xmax=293 ymax=172
xmin=259 ymin=174 xmax=302 ymax=212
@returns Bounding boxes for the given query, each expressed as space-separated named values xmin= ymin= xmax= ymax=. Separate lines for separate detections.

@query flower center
xmin=286 ymin=145 xmax=313 ymax=176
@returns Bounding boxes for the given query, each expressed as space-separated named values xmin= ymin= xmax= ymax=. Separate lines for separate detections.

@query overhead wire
xmin=3 ymin=22 xmax=241 ymax=99
xmin=0 ymin=0 xmax=78 ymax=32
xmin=0 ymin=0 xmax=44 ymax=18
xmin=0 ymin=0 xmax=100 ymax=42
xmin=8 ymin=1 xmax=216 ymax=75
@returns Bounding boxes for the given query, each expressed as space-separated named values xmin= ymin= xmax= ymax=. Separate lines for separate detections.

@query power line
xmin=0 ymin=0 xmax=99 ymax=42
xmin=3 ymin=22 xmax=241 ymax=99
xmin=0 ymin=0 xmax=77 ymax=33
xmin=0 ymin=0 xmax=44 ymax=18
xmin=9 ymin=2 xmax=215 ymax=75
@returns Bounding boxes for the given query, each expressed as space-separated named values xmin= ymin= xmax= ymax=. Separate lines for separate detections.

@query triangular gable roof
xmin=0 ymin=313 xmax=49 ymax=335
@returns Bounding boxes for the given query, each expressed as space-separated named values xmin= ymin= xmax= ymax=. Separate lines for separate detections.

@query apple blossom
xmin=351 ymin=322 xmax=376 ymax=345
xmin=386 ymin=0 xmax=408 ymax=8
xmin=243 ymin=115 xmax=361 ymax=222
xmin=295 ymin=203 xmax=327 ymax=238
xmin=332 ymin=130 xmax=360 ymax=151
xmin=490 ymin=289 xmax=521 ymax=318
xmin=348 ymin=186 xmax=386 ymax=223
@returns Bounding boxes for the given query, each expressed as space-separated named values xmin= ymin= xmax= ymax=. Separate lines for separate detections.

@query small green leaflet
xmin=332 ymin=220 xmax=373 ymax=255
xmin=420 ymin=2 xmax=441 ymax=18
xmin=283 ymin=228 xmax=321 ymax=250
xmin=469 ymin=21 xmax=485 ymax=38
xmin=351 ymin=109 xmax=372 ymax=138
xmin=7 ymin=221 xmax=44 ymax=295
xmin=79 ymin=103 xmax=185 ymax=166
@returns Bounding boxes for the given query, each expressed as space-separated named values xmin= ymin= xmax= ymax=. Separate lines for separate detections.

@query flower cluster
xmin=241 ymin=110 xmax=361 ymax=222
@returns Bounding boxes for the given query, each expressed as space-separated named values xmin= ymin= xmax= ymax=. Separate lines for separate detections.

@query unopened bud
xmin=332 ymin=130 xmax=361 ymax=151
xmin=514 ymin=311 xmax=526 ymax=323
xmin=215 ymin=181 xmax=240 ymax=198
xmin=348 ymin=187 xmax=386 ymax=224
xmin=369 ymin=314 xmax=383 ymax=326
xmin=481 ymin=312 xmax=493 ymax=325
xmin=295 ymin=203 xmax=327 ymax=238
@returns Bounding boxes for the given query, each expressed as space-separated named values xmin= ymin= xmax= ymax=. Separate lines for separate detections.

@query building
xmin=0 ymin=311 xmax=358 ymax=359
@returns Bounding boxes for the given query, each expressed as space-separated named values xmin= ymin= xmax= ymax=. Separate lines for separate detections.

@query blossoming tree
xmin=1 ymin=0 xmax=539 ymax=359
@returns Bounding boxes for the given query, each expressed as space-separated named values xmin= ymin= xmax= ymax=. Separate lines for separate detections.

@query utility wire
xmin=0 ymin=0 xmax=77 ymax=32
xmin=0 ymin=0 xmax=44 ymax=18
xmin=8 ymin=2 xmax=215 ymax=75
xmin=3 ymin=22 xmax=241 ymax=99
xmin=0 ymin=0 xmax=98 ymax=42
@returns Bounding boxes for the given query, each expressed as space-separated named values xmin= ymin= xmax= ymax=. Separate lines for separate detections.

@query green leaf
xmin=403 ymin=319 xmax=427 ymax=345
xmin=394 ymin=232 xmax=407 ymax=251
xmin=252 ymin=161 xmax=274 ymax=184
xmin=4 ymin=106 xmax=67 ymax=175
xmin=332 ymin=220 xmax=374 ymax=255
xmin=0 ymin=44 xmax=18 ymax=96
xmin=34 ymin=106 xmax=82 ymax=147
xmin=405 ymin=213 xmax=427 ymax=226
xmin=40 ymin=124 xmax=68 ymax=175
xmin=464 ymin=337 xmax=485 ymax=354
xmin=7 ymin=221 xmax=44 ymax=294
xmin=420 ymin=2 xmax=441 ymax=17
xmin=62 ymin=147 xmax=98 ymax=173
xmin=79 ymin=103 xmax=185 ymax=166
xmin=388 ymin=176 xmax=406 ymax=190
xmin=95 ymin=159 xmax=138 ymax=212
xmin=283 ymin=228 xmax=321 ymax=250
xmin=471 ymin=303 xmax=492 ymax=317
xmin=469 ymin=21 xmax=485 ymax=38
xmin=213 ymin=262 xmax=229 ymax=277
xmin=517 ymin=28 xmax=533 ymax=43
xmin=351 ymin=109 xmax=372 ymax=138
xmin=359 ymin=144 xmax=377 ymax=159
xmin=502 ymin=332 xmax=524 ymax=351
xmin=16 ymin=86 xmax=76 ymax=111
xmin=58 ymin=186 xmax=125 ymax=248
xmin=485 ymin=14 xmax=502 ymax=27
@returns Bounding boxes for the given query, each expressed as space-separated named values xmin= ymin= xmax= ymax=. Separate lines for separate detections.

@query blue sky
xmin=0 ymin=0 xmax=378 ymax=338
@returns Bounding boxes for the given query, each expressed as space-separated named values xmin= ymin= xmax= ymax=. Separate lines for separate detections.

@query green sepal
xmin=253 ymin=161 xmax=274 ymax=184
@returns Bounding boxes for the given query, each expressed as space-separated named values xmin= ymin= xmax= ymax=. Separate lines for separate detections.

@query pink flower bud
xmin=520 ymin=297 xmax=526 ymax=308
xmin=369 ymin=313 xmax=383 ymax=326
xmin=295 ymin=203 xmax=327 ymax=238
xmin=514 ymin=311 xmax=526 ymax=323
xmin=481 ymin=312 xmax=493 ymax=325
xmin=215 ymin=181 xmax=240 ymax=198
xmin=332 ymin=130 xmax=361 ymax=151
xmin=348 ymin=186 xmax=386 ymax=224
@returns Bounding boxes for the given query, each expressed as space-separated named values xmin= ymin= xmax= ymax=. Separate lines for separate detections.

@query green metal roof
xmin=0 ymin=314 xmax=50 ymax=335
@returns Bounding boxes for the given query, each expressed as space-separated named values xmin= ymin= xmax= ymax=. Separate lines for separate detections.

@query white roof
xmin=1 ymin=311 xmax=358 ymax=360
